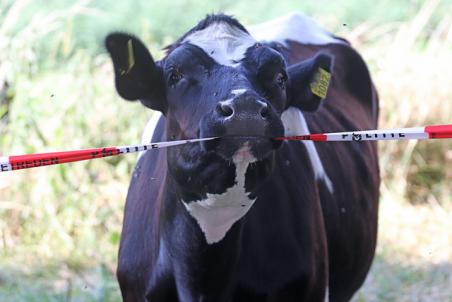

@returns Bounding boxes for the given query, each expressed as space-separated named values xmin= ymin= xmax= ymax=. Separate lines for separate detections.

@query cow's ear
xmin=105 ymin=33 xmax=166 ymax=112
xmin=286 ymin=53 xmax=333 ymax=112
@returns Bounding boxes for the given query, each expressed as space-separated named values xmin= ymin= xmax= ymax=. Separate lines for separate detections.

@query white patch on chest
xmin=182 ymin=22 xmax=256 ymax=67
xmin=182 ymin=144 xmax=256 ymax=244
xmin=281 ymin=107 xmax=333 ymax=193
xmin=248 ymin=12 xmax=344 ymax=46
xmin=137 ymin=112 xmax=162 ymax=162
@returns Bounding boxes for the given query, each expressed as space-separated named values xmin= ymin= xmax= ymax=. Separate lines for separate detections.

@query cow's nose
xmin=217 ymin=102 xmax=234 ymax=118
xmin=216 ymin=98 xmax=269 ymax=120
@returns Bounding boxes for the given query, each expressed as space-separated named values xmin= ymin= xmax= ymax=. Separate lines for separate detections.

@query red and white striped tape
xmin=0 ymin=124 xmax=450 ymax=172
xmin=274 ymin=124 xmax=452 ymax=142
xmin=0 ymin=137 xmax=217 ymax=172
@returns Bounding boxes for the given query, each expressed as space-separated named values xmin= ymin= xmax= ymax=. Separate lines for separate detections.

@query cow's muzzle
xmin=200 ymin=93 xmax=284 ymax=160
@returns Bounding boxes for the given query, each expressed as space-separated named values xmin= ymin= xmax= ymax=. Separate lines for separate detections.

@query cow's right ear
xmin=286 ymin=53 xmax=333 ymax=112
xmin=105 ymin=33 xmax=166 ymax=112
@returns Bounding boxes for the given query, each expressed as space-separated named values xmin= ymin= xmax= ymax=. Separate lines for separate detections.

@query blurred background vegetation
xmin=0 ymin=0 xmax=451 ymax=301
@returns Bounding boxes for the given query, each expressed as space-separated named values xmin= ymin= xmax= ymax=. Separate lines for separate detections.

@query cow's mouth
xmin=202 ymin=135 xmax=282 ymax=161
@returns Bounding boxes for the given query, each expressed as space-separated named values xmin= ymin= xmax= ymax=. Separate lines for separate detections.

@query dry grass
xmin=349 ymin=1 xmax=452 ymax=300
xmin=351 ymin=0 xmax=452 ymax=204
xmin=353 ymin=194 xmax=452 ymax=302
xmin=343 ymin=0 xmax=452 ymax=207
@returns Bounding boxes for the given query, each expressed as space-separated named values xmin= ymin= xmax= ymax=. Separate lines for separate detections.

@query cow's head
xmin=106 ymin=14 xmax=332 ymax=200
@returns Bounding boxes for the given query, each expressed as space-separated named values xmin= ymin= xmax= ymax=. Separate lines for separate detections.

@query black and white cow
xmin=106 ymin=12 xmax=380 ymax=302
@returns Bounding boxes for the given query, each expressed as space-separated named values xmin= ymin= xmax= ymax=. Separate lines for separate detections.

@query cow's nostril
xmin=260 ymin=103 xmax=269 ymax=119
xmin=217 ymin=102 xmax=234 ymax=117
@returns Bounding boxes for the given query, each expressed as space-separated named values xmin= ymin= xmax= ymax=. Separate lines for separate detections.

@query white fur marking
xmin=183 ymin=22 xmax=256 ymax=67
xmin=325 ymin=286 xmax=329 ymax=302
xmin=182 ymin=144 xmax=256 ymax=244
xmin=281 ymin=107 xmax=333 ymax=193
xmin=137 ymin=112 xmax=162 ymax=161
xmin=248 ymin=12 xmax=344 ymax=46
xmin=231 ymin=88 xmax=247 ymax=96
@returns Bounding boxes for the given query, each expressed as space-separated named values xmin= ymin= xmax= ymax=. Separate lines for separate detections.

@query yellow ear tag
xmin=310 ymin=67 xmax=331 ymax=99
xmin=120 ymin=39 xmax=135 ymax=75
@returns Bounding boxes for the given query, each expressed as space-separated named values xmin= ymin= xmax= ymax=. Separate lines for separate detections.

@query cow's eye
xmin=275 ymin=72 xmax=287 ymax=89
xmin=168 ymin=69 xmax=183 ymax=86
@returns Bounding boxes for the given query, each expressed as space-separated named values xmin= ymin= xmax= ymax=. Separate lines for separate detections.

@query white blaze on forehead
xmin=231 ymin=88 xmax=247 ymax=96
xmin=281 ymin=107 xmax=333 ymax=193
xmin=248 ymin=12 xmax=344 ymax=46
xmin=182 ymin=21 xmax=256 ymax=67
xmin=182 ymin=144 xmax=256 ymax=244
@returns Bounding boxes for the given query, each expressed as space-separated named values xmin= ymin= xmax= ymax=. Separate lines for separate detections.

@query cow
xmin=105 ymin=12 xmax=380 ymax=302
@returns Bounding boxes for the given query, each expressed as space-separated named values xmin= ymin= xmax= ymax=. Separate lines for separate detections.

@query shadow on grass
xmin=354 ymin=254 xmax=452 ymax=302
xmin=1 ymin=254 xmax=450 ymax=301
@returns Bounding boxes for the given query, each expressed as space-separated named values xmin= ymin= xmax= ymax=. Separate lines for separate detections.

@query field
xmin=0 ymin=0 xmax=451 ymax=301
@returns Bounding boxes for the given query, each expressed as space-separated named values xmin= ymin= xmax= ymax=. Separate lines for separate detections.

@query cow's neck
xmin=181 ymin=146 xmax=256 ymax=245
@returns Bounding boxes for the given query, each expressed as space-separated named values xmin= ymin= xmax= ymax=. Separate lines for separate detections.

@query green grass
xmin=0 ymin=0 xmax=451 ymax=300
xmin=0 ymin=261 xmax=121 ymax=301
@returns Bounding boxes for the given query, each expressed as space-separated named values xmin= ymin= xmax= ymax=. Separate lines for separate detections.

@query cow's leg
xmin=167 ymin=210 xmax=245 ymax=302
xmin=173 ymin=269 xmax=236 ymax=302
xmin=118 ymin=256 xmax=178 ymax=302
xmin=145 ymin=274 xmax=178 ymax=302
xmin=117 ymin=265 xmax=148 ymax=302
xmin=272 ymin=275 xmax=327 ymax=302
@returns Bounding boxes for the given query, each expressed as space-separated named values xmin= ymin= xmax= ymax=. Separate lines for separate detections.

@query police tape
xmin=274 ymin=124 xmax=452 ymax=142
xmin=0 ymin=124 xmax=451 ymax=172
xmin=0 ymin=137 xmax=217 ymax=172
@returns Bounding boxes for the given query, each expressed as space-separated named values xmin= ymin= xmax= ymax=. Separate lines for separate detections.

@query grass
xmin=0 ymin=261 xmax=120 ymax=301
xmin=0 ymin=0 xmax=451 ymax=300
xmin=353 ymin=192 xmax=452 ymax=302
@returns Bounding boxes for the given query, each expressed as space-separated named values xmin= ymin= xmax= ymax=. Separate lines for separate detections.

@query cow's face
xmin=106 ymin=15 xmax=332 ymax=197
xmin=162 ymin=33 xmax=289 ymax=161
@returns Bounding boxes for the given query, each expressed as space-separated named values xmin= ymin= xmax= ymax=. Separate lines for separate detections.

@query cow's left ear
xmin=286 ymin=53 xmax=333 ymax=112
xmin=105 ymin=33 xmax=166 ymax=113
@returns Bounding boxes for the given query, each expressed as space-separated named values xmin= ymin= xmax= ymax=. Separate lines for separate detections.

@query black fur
xmin=107 ymin=14 xmax=380 ymax=302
